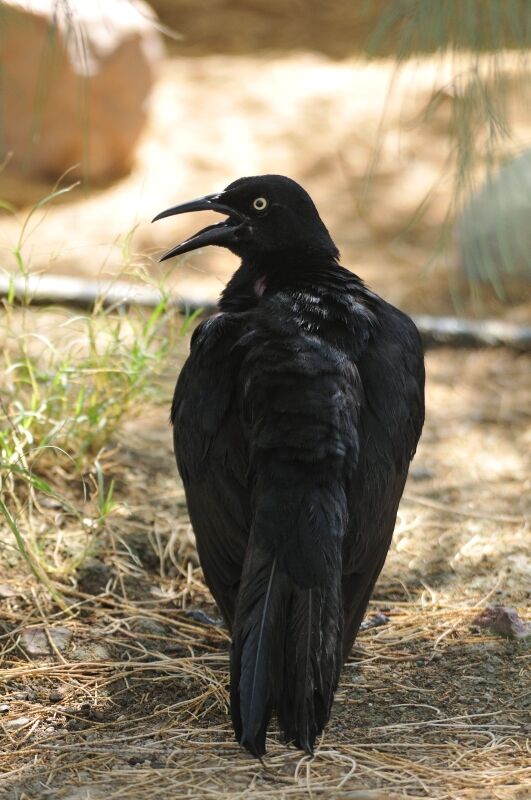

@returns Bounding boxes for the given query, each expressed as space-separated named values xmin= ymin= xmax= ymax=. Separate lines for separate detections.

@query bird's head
xmin=152 ymin=175 xmax=339 ymax=264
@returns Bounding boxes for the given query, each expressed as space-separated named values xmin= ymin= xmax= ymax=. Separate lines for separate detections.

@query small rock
xmin=472 ymin=606 xmax=531 ymax=639
xmin=49 ymin=689 xmax=65 ymax=703
xmin=126 ymin=533 xmax=161 ymax=571
xmin=67 ymin=719 xmax=87 ymax=731
xmin=77 ymin=558 xmax=116 ymax=595
xmin=0 ymin=0 xmax=164 ymax=182
xmin=184 ymin=609 xmax=223 ymax=627
xmin=40 ymin=497 xmax=63 ymax=509
xmin=69 ymin=641 xmax=111 ymax=662
xmin=359 ymin=613 xmax=390 ymax=632
xmin=11 ymin=690 xmax=37 ymax=701
xmin=410 ymin=466 xmax=434 ymax=481
xmin=130 ymin=618 xmax=167 ymax=637
xmin=6 ymin=716 xmax=31 ymax=730
xmin=0 ymin=584 xmax=19 ymax=598
xmin=0 ymin=704 xmax=10 ymax=713
xmin=21 ymin=626 xmax=72 ymax=657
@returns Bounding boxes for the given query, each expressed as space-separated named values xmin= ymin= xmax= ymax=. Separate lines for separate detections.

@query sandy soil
xmin=1 ymin=343 xmax=529 ymax=800
xmin=2 ymin=53 xmax=531 ymax=320
xmin=1 ymin=44 xmax=530 ymax=800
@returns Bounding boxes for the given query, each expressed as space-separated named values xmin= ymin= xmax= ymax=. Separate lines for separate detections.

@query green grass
xmin=0 ymin=186 xmax=180 ymax=599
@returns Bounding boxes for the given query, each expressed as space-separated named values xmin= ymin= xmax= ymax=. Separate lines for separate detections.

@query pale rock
xmin=6 ymin=716 xmax=31 ymax=729
xmin=457 ymin=150 xmax=531 ymax=283
xmin=21 ymin=625 xmax=73 ymax=656
xmin=0 ymin=0 xmax=164 ymax=182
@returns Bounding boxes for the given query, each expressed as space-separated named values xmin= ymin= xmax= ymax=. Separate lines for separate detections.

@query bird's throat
xmin=254 ymin=276 xmax=267 ymax=297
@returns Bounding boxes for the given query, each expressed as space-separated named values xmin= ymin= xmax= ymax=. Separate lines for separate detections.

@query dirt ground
xmin=1 ymin=38 xmax=530 ymax=800
xmin=2 ymin=53 xmax=531 ymax=320
xmin=1 ymin=338 xmax=529 ymax=800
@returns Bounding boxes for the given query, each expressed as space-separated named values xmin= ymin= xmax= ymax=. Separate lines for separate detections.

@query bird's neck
xmin=219 ymin=252 xmax=354 ymax=312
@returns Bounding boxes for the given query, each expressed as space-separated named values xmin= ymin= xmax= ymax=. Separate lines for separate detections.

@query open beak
xmin=152 ymin=193 xmax=245 ymax=262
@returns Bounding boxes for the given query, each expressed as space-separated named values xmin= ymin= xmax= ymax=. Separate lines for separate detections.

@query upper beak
xmin=152 ymin=193 xmax=245 ymax=261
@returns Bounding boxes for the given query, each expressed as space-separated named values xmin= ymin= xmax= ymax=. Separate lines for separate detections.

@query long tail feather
xmin=278 ymin=574 xmax=342 ymax=753
xmin=230 ymin=545 xmax=286 ymax=756
xmin=231 ymin=537 xmax=343 ymax=756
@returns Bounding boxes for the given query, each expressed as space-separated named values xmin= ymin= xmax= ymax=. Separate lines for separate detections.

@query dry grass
xmin=1 ymin=334 xmax=529 ymax=800
xmin=0 ymin=585 xmax=528 ymax=799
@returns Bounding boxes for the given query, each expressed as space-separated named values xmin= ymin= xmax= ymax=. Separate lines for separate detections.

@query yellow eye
xmin=252 ymin=197 xmax=268 ymax=211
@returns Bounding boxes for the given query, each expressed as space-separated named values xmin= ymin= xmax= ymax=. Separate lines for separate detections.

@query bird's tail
xmin=277 ymin=574 xmax=342 ymax=753
xmin=230 ymin=542 xmax=286 ymax=757
xmin=230 ymin=485 xmax=344 ymax=757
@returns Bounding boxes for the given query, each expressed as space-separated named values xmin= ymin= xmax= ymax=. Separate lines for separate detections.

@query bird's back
xmin=172 ymin=264 xmax=424 ymax=753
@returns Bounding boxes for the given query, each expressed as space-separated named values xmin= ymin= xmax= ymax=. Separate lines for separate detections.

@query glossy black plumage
xmin=154 ymin=175 xmax=425 ymax=757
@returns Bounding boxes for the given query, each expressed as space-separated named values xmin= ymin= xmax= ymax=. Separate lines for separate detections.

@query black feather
xmin=278 ymin=571 xmax=343 ymax=753
xmin=161 ymin=175 xmax=425 ymax=757
xmin=230 ymin=547 xmax=286 ymax=756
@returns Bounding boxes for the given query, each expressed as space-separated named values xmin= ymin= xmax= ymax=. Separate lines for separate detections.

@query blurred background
xmin=1 ymin=5 xmax=530 ymax=797
xmin=1 ymin=0 xmax=531 ymax=316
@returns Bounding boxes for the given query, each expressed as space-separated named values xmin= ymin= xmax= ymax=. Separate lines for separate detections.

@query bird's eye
xmin=252 ymin=197 xmax=268 ymax=212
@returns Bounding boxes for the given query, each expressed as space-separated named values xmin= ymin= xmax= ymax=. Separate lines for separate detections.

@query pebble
xmin=6 ymin=716 xmax=31 ymax=730
xmin=49 ymin=689 xmax=65 ymax=703
xmin=11 ymin=691 xmax=37 ymax=702
xmin=410 ymin=466 xmax=434 ymax=481
xmin=0 ymin=704 xmax=10 ymax=713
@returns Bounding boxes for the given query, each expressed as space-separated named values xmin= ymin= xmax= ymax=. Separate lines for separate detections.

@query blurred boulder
xmin=0 ymin=0 xmax=164 ymax=183
xmin=457 ymin=150 xmax=531 ymax=285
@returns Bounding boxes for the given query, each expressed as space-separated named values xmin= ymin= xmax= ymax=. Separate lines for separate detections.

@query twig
xmin=2 ymin=273 xmax=531 ymax=351
xmin=403 ymin=492 xmax=527 ymax=523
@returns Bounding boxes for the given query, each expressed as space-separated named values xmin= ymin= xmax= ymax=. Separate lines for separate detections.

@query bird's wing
xmin=341 ymin=302 xmax=425 ymax=654
xmin=171 ymin=313 xmax=250 ymax=627
xmin=230 ymin=296 xmax=363 ymax=755
xmin=238 ymin=296 xmax=364 ymax=582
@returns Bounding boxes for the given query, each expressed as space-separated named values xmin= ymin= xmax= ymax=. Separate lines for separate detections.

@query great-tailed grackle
xmin=153 ymin=175 xmax=425 ymax=757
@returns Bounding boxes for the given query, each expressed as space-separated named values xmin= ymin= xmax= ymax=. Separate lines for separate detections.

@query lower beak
xmin=152 ymin=193 xmax=245 ymax=261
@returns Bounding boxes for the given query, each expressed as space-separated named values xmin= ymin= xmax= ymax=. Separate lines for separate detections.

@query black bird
xmin=153 ymin=175 xmax=424 ymax=757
